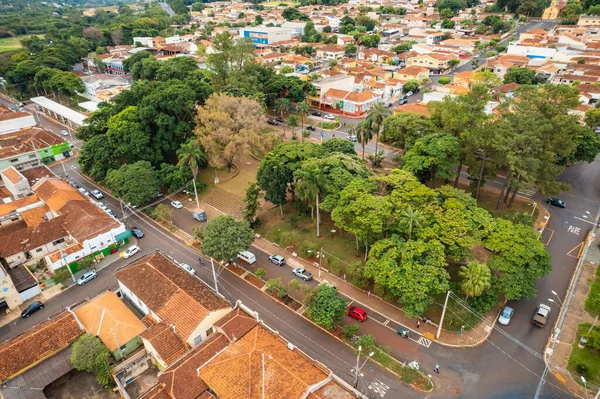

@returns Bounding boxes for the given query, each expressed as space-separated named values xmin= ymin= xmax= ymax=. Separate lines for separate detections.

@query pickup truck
xmin=532 ymin=304 xmax=551 ymax=327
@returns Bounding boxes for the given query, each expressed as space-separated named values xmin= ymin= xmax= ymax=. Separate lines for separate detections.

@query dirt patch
xmin=229 ymin=264 xmax=246 ymax=276
xmin=44 ymin=370 xmax=118 ymax=399
xmin=267 ymin=290 xmax=302 ymax=311
xmin=244 ymin=273 xmax=265 ymax=289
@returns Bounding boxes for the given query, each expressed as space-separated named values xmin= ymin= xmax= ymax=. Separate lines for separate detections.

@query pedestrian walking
xmin=434 ymin=364 xmax=439 ymax=374
xmin=416 ymin=320 xmax=420 ymax=329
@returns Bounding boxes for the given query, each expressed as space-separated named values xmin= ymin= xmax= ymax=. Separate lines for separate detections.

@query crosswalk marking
xmin=368 ymin=379 xmax=390 ymax=397
xmin=417 ymin=336 xmax=432 ymax=348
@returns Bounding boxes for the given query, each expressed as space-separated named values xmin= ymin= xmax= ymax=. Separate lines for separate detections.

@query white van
xmin=238 ymin=251 xmax=256 ymax=264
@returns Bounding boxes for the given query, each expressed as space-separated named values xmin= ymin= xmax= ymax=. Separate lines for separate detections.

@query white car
xmin=406 ymin=91 xmax=414 ymax=97
xmin=347 ymin=135 xmax=357 ymax=142
xmin=180 ymin=263 xmax=196 ymax=275
xmin=123 ymin=245 xmax=141 ymax=259
xmin=171 ymin=201 xmax=183 ymax=209
xmin=324 ymin=114 xmax=335 ymax=120
xmin=91 ymin=189 xmax=103 ymax=200
xmin=60 ymin=130 xmax=69 ymax=136
xmin=78 ymin=187 xmax=89 ymax=196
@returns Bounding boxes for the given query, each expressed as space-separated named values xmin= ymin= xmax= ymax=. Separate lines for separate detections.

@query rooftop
xmin=141 ymin=323 xmax=188 ymax=366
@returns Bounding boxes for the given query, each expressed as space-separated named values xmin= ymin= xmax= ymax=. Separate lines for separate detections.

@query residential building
xmin=578 ymin=15 xmax=600 ymax=26
xmin=394 ymin=65 xmax=430 ymax=82
xmin=114 ymin=251 xmax=232 ymax=354
xmin=406 ymin=53 xmax=454 ymax=73
xmin=281 ymin=21 xmax=306 ymax=36
xmin=308 ymin=74 xmax=355 ymax=107
xmin=0 ymin=312 xmax=85 ymax=399
xmin=0 ymin=261 xmax=24 ymax=313
xmin=239 ymin=26 xmax=293 ymax=46
xmin=0 ymin=111 xmax=37 ymax=135
xmin=81 ymin=74 xmax=131 ymax=101
xmin=0 ymin=128 xmax=72 ymax=172
xmin=259 ymin=52 xmax=288 ymax=64
xmin=394 ymin=102 xmax=431 ymax=116
xmin=73 ymin=291 xmax=147 ymax=361
xmin=316 ymin=45 xmax=346 ymax=60
xmin=506 ymin=43 xmax=557 ymax=59
xmin=358 ymin=48 xmax=396 ymax=64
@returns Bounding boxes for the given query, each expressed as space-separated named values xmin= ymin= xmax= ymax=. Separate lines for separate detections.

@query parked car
xmin=21 ymin=301 xmax=44 ymax=318
xmin=274 ymin=117 xmax=284 ymax=123
xmin=269 ymin=254 xmax=285 ymax=266
xmin=69 ymin=180 xmax=80 ymax=189
xmin=546 ymin=197 xmax=566 ymax=208
xmin=498 ymin=306 xmax=514 ymax=326
xmin=311 ymin=111 xmax=322 ymax=117
xmin=347 ymin=135 xmax=357 ymax=142
xmin=399 ymin=95 xmax=407 ymax=101
xmin=97 ymin=202 xmax=108 ymax=210
xmin=292 ymin=267 xmax=313 ymax=281
xmin=180 ymin=263 xmax=196 ymax=275
xmin=106 ymin=209 xmax=116 ymax=218
xmin=60 ymin=130 xmax=69 ymax=136
xmin=131 ymin=227 xmax=144 ymax=239
xmin=532 ymin=304 xmax=551 ymax=327
xmin=267 ymin=119 xmax=279 ymax=126
xmin=414 ymin=88 xmax=420 ymax=94
xmin=171 ymin=200 xmax=183 ymax=209
xmin=77 ymin=270 xmax=98 ymax=286
xmin=306 ymin=125 xmax=316 ymax=131
xmin=399 ymin=99 xmax=408 ymax=105
xmin=385 ymin=102 xmax=393 ymax=108
xmin=347 ymin=304 xmax=368 ymax=322
xmin=324 ymin=113 xmax=335 ymax=120
xmin=406 ymin=91 xmax=414 ymax=97
xmin=78 ymin=187 xmax=89 ymax=196
xmin=238 ymin=251 xmax=256 ymax=264
xmin=91 ymin=189 xmax=104 ymax=200
xmin=123 ymin=245 xmax=141 ymax=259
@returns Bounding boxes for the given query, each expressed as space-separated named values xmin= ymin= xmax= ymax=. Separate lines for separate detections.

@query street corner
xmin=539 ymin=228 xmax=554 ymax=246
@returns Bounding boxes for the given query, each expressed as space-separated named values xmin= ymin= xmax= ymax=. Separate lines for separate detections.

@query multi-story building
xmin=239 ymin=26 xmax=293 ymax=46
xmin=0 ymin=128 xmax=72 ymax=172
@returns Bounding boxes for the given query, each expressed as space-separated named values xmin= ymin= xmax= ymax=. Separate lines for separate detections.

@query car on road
xmin=546 ymin=197 xmax=566 ymax=208
xmin=77 ymin=269 xmax=98 ymax=286
xmin=123 ymin=245 xmax=141 ymax=259
xmin=69 ymin=180 xmax=80 ymax=189
xmin=274 ymin=117 xmax=284 ymax=123
xmin=97 ymin=202 xmax=108 ymax=210
xmin=267 ymin=119 xmax=279 ymax=125
xmin=131 ymin=227 xmax=144 ymax=239
xmin=532 ymin=303 xmax=551 ymax=327
xmin=171 ymin=201 xmax=183 ymax=209
xmin=399 ymin=99 xmax=408 ymax=105
xmin=399 ymin=95 xmax=406 ymax=101
xmin=347 ymin=304 xmax=368 ymax=322
xmin=78 ymin=187 xmax=89 ymax=196
xmin=292 ymin=267 xmax=313 ymax=281
xmin=180 ymin=263 xmax=196 ymax=275
xmin=498 ymin=306 xmax=514 ymax=326
xmin=347 ymin=135 xmax=357 ymax=142
xmin=60 ymin=130 xmax=69 ymax=136
xmin=385 ymin=102 xmax=393 ymax=108
xmin=91 ymin=189 xmax=104 ymax=200
xmin=324 ymin=114 xmax=335 ymax=120
xmin=238 ymin=251 xmax=256 ymax=264
xmin=21 ymin=301 xmax=44 ymax=318
xmin=414 ymin=88 xmax=420 ymax=94
xmin=310 ymin=111 xmax=322 ymax=117
xmin=306 ymin=125 xmax=316 ymax=131
xmin=406 ymin=91 xmax=414 ymax=97
xmin=269 ymin=254 xmax=285 ymax=266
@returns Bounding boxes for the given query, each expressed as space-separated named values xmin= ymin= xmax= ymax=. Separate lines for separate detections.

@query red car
xmin=347 ymin=304 xmax=368 ymax=322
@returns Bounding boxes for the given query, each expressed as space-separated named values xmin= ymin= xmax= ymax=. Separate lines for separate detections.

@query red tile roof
xmin=141 ymin=323 xmax=188 ymax=366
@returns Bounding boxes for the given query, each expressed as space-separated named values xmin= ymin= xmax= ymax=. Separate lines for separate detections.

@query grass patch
xmin=568 ymin=323 xmax=600 ymax=386
xmin=316 ymin=121 xmax=340 ymax=130
xmin=422 ymin=291 xmax=481 ymax=332
xmin=456 ymin=181 xmax=535 ymax=218
xmin=585 ymin=267 xmax=600 ymax=317
xmin=0 ymin=35 xmax=38 ymax=53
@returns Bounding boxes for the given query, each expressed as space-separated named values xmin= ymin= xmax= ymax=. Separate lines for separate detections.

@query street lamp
xmin=582 ymin=376 xmax=590 ymax=399
xmin=551 ymin=290 xmax=564 ymax=306
xmin=353 ymin=346 xmax=375 ymax=388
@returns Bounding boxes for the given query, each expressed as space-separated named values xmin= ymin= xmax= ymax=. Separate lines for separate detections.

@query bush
xmin=343 ymin=323 xmax=360 ymax=339
xmin=288 ymin=215 xmax=301 ymax=228
xmin=266 ymin=278 xmax=286 ymax=298
xmin=356 ymin=334 xmax=376 ymax=351
xmin=347 ymin=261 xmax=369 ymax=289
xmin=77 ymin=256 xmax=94 ymax=271
xmin=585 ymin=269 xmax=600 ymax=316
xmin=438 ymin=77 xmax=451 ymax=85
xmin=287 ymin=279 xmax=301 ymax=297
xmin=53 ymin=267 xmax=71 ymax=284
xmin=306 ymin=284 xmax=347 ymax=329
xmin=255 ymin=268 xmax=266 ymax=279
xmin=326 ymin=255 xmax=346 ymax=276
xmin=300 ymin=241 xmax=320 ymax=257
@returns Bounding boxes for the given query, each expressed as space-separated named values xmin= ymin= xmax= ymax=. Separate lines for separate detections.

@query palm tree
xmin=366 ymin=102 xmax=392 ymax=159
xmin=458 ymin=261 xmax=492 ymax=300
xmin=295 ymin=165 xmax=325 ymax=237
xmin=355 ymin=120 xmax=374 ymax=160
xmin=297 ymin=100 xmax=309 ymax=135
xmin=275 ymin=98 xmax=291 ymax=136
xmin=398 ymin=206 xmax=424 ymax=240
xmin=177 ymin=140 xmax=208 ymax=209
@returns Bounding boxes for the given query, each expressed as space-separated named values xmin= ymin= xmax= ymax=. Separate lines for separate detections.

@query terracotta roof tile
xmin=73 ymin=291 xmax=146 ymax=351
xmin=139 ymin=383 xmax=173 ymax=399
xmin=345 ymin=90 xmax=378 ymax=103
xmin=156 ymin=290 xmax=209 ymax=340
xmin=158 ymin=333 xmax=229 ymax=399
xmin=394 ymin=103 xmax=430 ymax=116
xmin=0 ymin=216 xmax=68 ymax=258
xmin=20 ymin=205 xmax=51 ymax=227
xmin=2 ymin=166 xmax=24 ymax=185
xmin=0 ymin=313 xmax=84 ymax=382
xmin=141 ymin=323 xmax=188 ymax=366
xmin=214 ymin=308 xmax=258 ymax=341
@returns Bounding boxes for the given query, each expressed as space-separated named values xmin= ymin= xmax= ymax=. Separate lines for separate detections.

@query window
xmin=10 ymin=158 xmax=18 ymax=163
xmin=52 ymin=238 xmax=65 ymax=246
xmin=36 ymin=248 xmax=43 ymax=253
xmin=119 ymin=344 xmax=128 ymax=352
xmin=29 ymin=154 xmax=36 ymax=159
xmin=206 ymin=327 xmax=215 ymax=337
xmin=193 ymin=335 xmax=203 ymax=346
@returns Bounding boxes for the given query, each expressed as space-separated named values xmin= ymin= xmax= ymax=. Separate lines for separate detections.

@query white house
xmin=0 ymin=112 xmax=36 ymax=135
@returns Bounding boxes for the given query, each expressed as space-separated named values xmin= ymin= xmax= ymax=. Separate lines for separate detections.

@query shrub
xmin=342 ymin=323 xmax=360 ymax=339
xmin=438 ymin=77 xmax=451 ymax=85
xmin=288 ymin=279 xmax=301 ymax=297
xmin=356 ymin=334 xmax=376 ymax=351
xmin=306 ymin=284 xmax=347 ymax=329
xmin=53 ymin=267 xmax=71 ymax=284
xmin=347 ymin=261 xmax=369 ymax=289
xmin=288 ymin=215 xmax=301 ymax=228
xmin=255 ymin=268 xmax=266 ymax=279
xmin=266 ymin=277 xmax=286 ymax=298
xmin=585 ymin=269 xmax=600 ymax=316
xmin=300 ymin=241 xmax=319 ymax=257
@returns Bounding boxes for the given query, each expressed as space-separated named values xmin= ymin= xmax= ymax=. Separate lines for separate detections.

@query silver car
xmin=77 ymin=269 xmax=97 ymax=286
xmin=292 ymin=267 xmax=313 ymax=281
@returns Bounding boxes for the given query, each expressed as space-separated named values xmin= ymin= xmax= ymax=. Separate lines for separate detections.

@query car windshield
xmin=501 ymin=309 xmax=511 ymax=318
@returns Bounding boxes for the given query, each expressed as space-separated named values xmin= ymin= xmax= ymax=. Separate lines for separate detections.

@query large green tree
xmin=201 ymin=215 xmax=255 ymax=262
xmin=401 ymin=133 xmax=459 ymax=187
xmin=306 ymin=284 xmax=347 ymax=329
xmin=105 ymin=161 xmax=160 ymax=206
xmin=382 ymin=112 xmax=435 ymax=150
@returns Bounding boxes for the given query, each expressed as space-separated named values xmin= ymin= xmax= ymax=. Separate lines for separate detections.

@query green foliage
xmin=71 ymin=334 xmax=111 ymax=386
xmin=53 ymin=267 xmax=71 ymax=284
xmin=345 ymin=43 xmax=357 ymax=55
xmin=403 ymin=79 xmax=419 ymax=93
xmin=280 ymin=65 xmax=294 ymax=74
xmin=504 ymin=66 xmax=537 ymax=85
xmin=243 ymin=182 xmax=263 ymax=226
xmin=306 ymin=284 xmax=347 ymax=329
xmin=255 ymin=268 xmax=266 ymax=279
xmin=283 ymin=7 xmax=310 ymax=21
xmin=392 ymin=41 xmax=416 ymax=54
xmin=153 ymin=203 xmax=172 ymax=223
xmin=585 ymin=267 xmax=600 ymax=317
xmin=342 ymin=323 xmax=360 ymax=338
xmin=322 ymin=138 xmax=357 ymax=155
xmin=459 ymin=261 xmax=492 ymax=299
xmin=105 ymin=161 xmax=160 ymax=206
xmin=266 ymin=277 xmax=286 ymax=298
xmin=201 ymin=215 xmax=255 ymax=261
xmin=438 ymin=77 xmax=451 ymax=85
xmin=159 ymin=163 xmax=194 ymax=193
xmin=401 ymin=133 xmax=459 ymax=186
xmin=358 ymin=34 xmax=380 ymax=48
xmin=356 ymin=334 xmax=376 ymax=350
xmin=382 ymin=112 xmax=435 ymax=150
xmin=77 ymin=256 xmax=94 ymax=272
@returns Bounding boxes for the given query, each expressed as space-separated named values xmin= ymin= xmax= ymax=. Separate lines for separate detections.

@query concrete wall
xmin=188 ymin=307 xmax=232 ymax=346
xmin=0 ymin=268 xmax=23 ymax=310
xmin=0 ymin=115 xmax=37 ymax=135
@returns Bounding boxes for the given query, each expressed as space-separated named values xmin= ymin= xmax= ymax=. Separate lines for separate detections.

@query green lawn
xmin=0 ymin=35 xmax=37 ymax=53
xmin=568 ymin=324 xmax=600 ymax=386
xmin=260 ymin=1 xmax=300 ymax=6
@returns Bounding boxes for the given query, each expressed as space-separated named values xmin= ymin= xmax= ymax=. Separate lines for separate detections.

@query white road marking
xmin=418 ymin=336 xmax=432 ymax=348
xmin=574 ymin=216 xmax=595 ymax=225
xmin=368 ymin=379 xmax=390 ymax=397
xmin=568 ymin=225 xmax=581 ymax=235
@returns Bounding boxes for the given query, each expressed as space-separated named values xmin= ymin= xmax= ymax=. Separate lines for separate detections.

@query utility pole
xmin=353 ymin=345 xmax=374 ymax=388
xmin=211 ymin=258 xmax=220 ymax=295
xmin=319 ymin=247 xmax=322 ymax=278
xmin=437 ymin=290 xmax=451 ymax=339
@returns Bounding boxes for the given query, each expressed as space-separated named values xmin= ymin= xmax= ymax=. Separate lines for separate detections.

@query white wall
xmin=188 ymin=307 xmax=232 ymax=346
xmin=0 ymin=115 xmax=37 ymax=135
xmin=506 ymin=44 xmax=557 ymax=59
